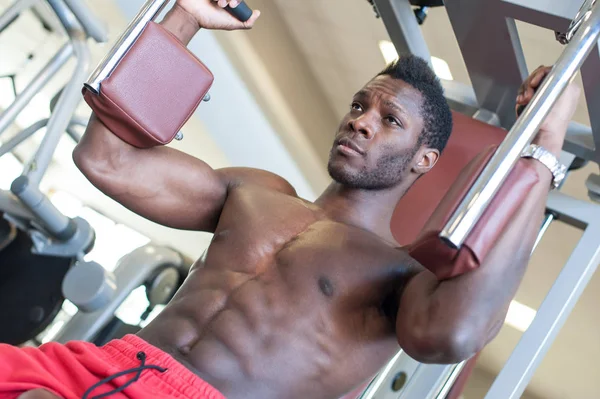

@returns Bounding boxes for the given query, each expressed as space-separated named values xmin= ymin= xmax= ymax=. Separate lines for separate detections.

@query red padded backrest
xmin=391 ymin=111 xmax=507 ymax=246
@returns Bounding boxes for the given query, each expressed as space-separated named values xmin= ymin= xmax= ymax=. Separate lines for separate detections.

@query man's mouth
xmin=336 ymin=138 xmax=365 ymax=156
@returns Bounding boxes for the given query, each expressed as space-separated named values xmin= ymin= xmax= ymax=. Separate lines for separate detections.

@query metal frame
xmin=485 ymin=191 xmax=600 ymax=398
xmin=0 ymin=0 xmax=39 ymax=33
xmin=365 ymin=0 xmax=600 ymax=398
xmin=0 ymin=0 xmax=103 ymax=252
xmin=53 ymin=244 xmax=185 ymax=343
xmin=0 ymin=0 xmax=190 ymax=346
xmin=359 ymin=206 xmax=558 ymax=399
xmin=85 ymin=0 xmax=170 ymax=94
xmin=440 ymin=0 xmax=600 ymax=249
xmin=360 ymin=352 xmax=467 ymax=399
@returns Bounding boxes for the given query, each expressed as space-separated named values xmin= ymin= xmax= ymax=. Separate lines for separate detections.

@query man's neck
xmin=315 ymin=182 xmax=409 ymax=243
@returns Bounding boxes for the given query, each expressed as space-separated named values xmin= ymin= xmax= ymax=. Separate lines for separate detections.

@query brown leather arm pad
xmin=408 ymin=146 xmax=540 ymax=280
xmin=82 ymin=21 xmax=214 ymax=148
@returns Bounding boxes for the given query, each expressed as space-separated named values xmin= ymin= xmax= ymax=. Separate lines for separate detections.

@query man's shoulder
xmin=217 ymin=166 xmax=298 ymax=197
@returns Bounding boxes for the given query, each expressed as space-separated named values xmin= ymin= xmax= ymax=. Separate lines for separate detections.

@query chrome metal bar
xmin=565 ymin=0 xmax=597 ymax=43
xmin=25 ymin=0 xmax=90 ymax=186
xmin=0 ymin=43 xmax=73 ymax=137
xmin=440 ymin=2 xmax=600 ymax=249
xmin=0 ymin=0 xmax=39 ymax=32
xmin=84 ymin=0 xmax=170 ymax=94
xmin=62 ymin=0 xmax=108 ymax=42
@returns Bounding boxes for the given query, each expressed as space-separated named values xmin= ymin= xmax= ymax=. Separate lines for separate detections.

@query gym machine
xmin=0 ymin=0 xmax=189 ymax=346
xmin=361 ymin=0 xmax=600 ymax=398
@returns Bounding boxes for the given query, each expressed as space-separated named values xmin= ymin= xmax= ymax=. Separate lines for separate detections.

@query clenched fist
xmin=516 ymin=65 xmax=581 ymax=155
xmin=175 ymin=0 xmax=261 ymax=30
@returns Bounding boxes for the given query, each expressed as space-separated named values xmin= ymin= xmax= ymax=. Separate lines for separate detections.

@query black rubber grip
xmin=516 ymin=104 xmax=526 ymax=117
xmin=226 ymin=1 xmax=253 ymax=22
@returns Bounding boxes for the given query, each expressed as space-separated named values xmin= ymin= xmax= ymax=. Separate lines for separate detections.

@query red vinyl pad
xmin=391 ymin=111 xmax=507 ymax=246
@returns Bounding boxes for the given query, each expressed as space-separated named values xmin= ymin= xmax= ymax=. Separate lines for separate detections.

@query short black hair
xmin=378 ymin=54 xmax=453 ymax=153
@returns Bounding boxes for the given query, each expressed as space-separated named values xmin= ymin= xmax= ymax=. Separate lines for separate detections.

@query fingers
xmin=243 ymin=9 xmax=261 ymax=28
xmin=530 ymin=66 xmax=551 ymax=88
xmin=211 ymin=0 xmax=260 ymax=29
xmin=516 ymin=65 xmax=552 ymax=105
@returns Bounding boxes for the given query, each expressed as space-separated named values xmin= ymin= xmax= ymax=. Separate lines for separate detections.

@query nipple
xmin=318 ymin=276 xmax=335 ymax=297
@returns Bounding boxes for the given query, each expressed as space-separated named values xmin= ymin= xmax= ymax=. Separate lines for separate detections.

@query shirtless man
xmin=0 ymin=1 xmax=581 ymax=398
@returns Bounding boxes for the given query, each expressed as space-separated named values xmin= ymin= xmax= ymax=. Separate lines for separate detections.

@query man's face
xmin=328 ymin=75 xmax=426 ymax=190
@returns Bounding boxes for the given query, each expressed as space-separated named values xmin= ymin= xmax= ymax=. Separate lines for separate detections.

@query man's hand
xmin=176 ymin=0 xmax=261 ymax=30
xmin=516 ymin=65 xmax=581 ymax=155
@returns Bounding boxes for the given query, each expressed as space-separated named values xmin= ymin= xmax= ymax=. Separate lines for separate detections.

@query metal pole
xmin=0 ymin=43 xmax=73 ymax=137
xmin=62 ymin=0 xmax=108 ymax=42
xmin=439 ymin=2 xmax=600 ymax=249
xmin=0 ymin=0 xmax=39 ymax=32
xmin=372 ymin=0 xmax=432 ymax=62
xmin=25 ymin=0 xmax=90 ymax=186
xmin=485 ymin=192 xmax=600 ymax=399
xmin=84 ymin=0 xmax=170 ymax=94
xmin=0 ymin=119 xmax=48 ymax=157
xmin=0 ymin=117 xmax=84 ymax=157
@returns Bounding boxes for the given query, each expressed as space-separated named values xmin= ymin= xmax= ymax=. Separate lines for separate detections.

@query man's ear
xmin=412 ymin=147 xmax=440 ymax=175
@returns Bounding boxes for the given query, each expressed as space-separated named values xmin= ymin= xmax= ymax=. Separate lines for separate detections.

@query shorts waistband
xmin=101 ymin=334 xmax=226 ymax=399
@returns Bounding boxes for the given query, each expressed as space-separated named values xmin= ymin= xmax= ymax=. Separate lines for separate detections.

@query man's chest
xmin=201 ymin=186 xmax=421 ymax=309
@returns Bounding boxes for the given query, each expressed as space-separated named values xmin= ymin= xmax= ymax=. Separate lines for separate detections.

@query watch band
xmin=521 ymin=144 xmax=567 ymax=189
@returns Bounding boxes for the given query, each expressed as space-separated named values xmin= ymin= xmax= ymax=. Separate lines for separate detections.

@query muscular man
xmin=0 ymin=1 xmax=581 ymax=398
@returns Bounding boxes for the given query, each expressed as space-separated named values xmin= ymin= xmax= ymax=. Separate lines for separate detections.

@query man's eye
xmin=386 ymin=116 xmax=400 ymax=126
xmin=351 ymin=102 xmax=363 ymax=111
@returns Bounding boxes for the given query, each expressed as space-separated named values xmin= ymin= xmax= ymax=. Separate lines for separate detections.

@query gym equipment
xmin=356 ymin=0 xmax=600 ymax=398
xmin=83 ymin=0 xmax=251 ymax=148
xmin=367 ymin=0 xmax=443 ymax=24
xmin=54 ymin=244 xmax=189 ymax=343
xmin=225 ymin=1 xmax=252 ymax=22
xmin=408 ymin=148 xmax=538 ymax=279
xmin=0 ymin=0 xmax=103 ymax=344
xmin=439 ymin=4 xmax=597 ymax=250
xmin=0 ymin=216 xmax=72 ymax=345
xmin=0 ymin=0 xmax=190 ymax=346
xmin=83 ymin=20 xmax=214 ymax=147
xmin=49 ymin=0 xmax=253 ymax=344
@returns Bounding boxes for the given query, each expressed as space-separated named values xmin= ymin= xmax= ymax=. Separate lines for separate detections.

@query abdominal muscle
xmin=139 ymin=263 xmax=349 ymax=399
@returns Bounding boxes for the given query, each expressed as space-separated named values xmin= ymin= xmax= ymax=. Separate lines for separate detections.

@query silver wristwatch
xmin=521 ymin=144 xmax=567 ymax=189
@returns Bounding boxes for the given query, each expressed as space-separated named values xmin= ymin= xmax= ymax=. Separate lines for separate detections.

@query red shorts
xmin=0 ymin=335 xmax=226 ymax=399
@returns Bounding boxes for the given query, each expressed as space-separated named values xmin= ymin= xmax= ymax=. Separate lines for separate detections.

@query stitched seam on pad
xmin=101 ymin=91 xmax=164 ymax=146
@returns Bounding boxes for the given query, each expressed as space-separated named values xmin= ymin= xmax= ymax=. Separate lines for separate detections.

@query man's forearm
xmin=160 ymin=4 xmax=201 ymax=45
xmin=397 ymin=159 xmax=553 ymax=363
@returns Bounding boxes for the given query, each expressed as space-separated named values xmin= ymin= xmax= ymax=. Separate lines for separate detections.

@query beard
xmin=328 ymin=143 xmax=420 ymax=190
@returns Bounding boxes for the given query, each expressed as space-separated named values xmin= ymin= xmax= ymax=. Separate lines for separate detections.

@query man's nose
xmin=349 ymin=113 xmax=376 ymax=139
